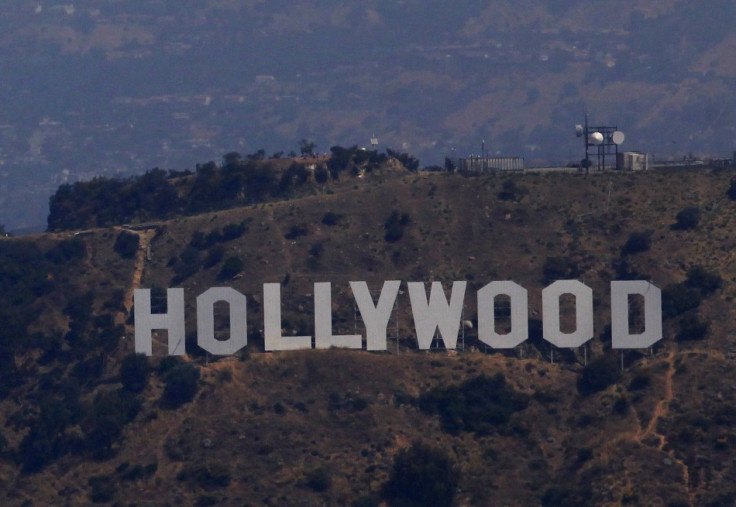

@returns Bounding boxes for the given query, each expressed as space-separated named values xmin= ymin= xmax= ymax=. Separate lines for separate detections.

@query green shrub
xmin=384 ymin=210 xmax=410 ymax=242
xmin=120 ymin=353 xmax=150 ymax=393
xmin=498 ymin=179 xmax=525 ymax=201
xmin=727 ymin=177 xmax=736 ymax=200
xmin=676 ymin=315 xmax=709 ymax=342
xmin=88 ymin=474 xmax=116 ymax=503
xmin=577 ymin=355 xmax=620 ymax=396
xmin=628 ymin=373 xmax=651 ymax=391
xmin=304 ymin=466 xmax=332 ymax=492
xmin=202 ymin=245 xmax=225 ymax=269
xmin=162 ymin=364 xmax=200 ymax=408
xmin=221 ymin=222 xmax=246 ymax=240
xmin=621 ymin=231 xmax=651 ymax=256
xmin=685 ymin=265 xmax=722 ymax=295
xmin=176 ymin=463 xmax=231 ymax=490
xmin=382 ymin=441 xmax=459 ymax=507
xmin=542 ymin=256 xmax=579 ymax=284
xmin=321 ymin=212 xmax=343 ymax=226
xmin=662 ymin=283 xmax=702 ymax=319
xmin=284 ymin=224 xmax=309 ymax=240
xmin=113 ymin=231 xmax=140 ymax=259
xmin=217 ymin=256 xmax=243 ymax=281
xmin=418 ymin=374 xmax=529 ymax=435
xmin=47 ymin=237 xmax=88 ymax=263
xmin=672 ymin=206 xmax=701 ymax=230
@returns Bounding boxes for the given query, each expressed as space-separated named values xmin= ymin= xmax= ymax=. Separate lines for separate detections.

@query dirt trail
xmin=632 ymin=348 xmax=692 ymax=503
xmin=116 ymin=228 xmax=156 ymax=326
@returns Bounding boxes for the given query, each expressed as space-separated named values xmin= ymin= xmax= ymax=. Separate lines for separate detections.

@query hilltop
xmin=1 ymin=163 xmax=736 ymax=505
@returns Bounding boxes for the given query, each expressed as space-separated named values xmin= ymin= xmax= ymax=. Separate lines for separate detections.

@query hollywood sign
xmin=134 ymin=280 xmax=662 ymax=356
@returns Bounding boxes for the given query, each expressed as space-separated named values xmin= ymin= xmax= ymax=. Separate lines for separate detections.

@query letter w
xmin=408 ymin=281 xmax=466 ymax=350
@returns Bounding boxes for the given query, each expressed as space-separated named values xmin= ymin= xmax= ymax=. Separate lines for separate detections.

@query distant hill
xmin=1 ymin=0 xmax=735 ymax=229
xmin=2 ymin=164 xmax=736 ymax=504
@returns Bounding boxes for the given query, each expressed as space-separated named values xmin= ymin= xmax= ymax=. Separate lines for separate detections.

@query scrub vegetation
xmin=0 ymin=156 xmax=735 ymax=505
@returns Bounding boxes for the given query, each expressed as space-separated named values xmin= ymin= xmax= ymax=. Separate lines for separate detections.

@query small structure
xmin=617 ymin=151 xmax=649 ymax=171
xmin=457 ymin=156 xmax=524 ymax=172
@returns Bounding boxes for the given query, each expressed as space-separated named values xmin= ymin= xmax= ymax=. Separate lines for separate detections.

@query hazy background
xmin=1 ymin=0 xmax=734 ymax=230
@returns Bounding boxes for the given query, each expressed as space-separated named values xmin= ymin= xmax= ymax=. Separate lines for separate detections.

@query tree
xmin=382 ymin=441 xmax=459 ymax=507
xmin=621 ymin=231 xmax=651 ymax=256
xmin=162 ymin=364 xmax=200 ymax=408
xmin=222 ymin=151 xmax=242 ymax=169
xmin=113 ymin=231 xmax=140 ymax=259
xmin=672 ymin=206 xmax=700 ymax=230
xmin=299 ymin=139 xmax=316 ymax=157
xmin=577 ymin=355 xmax=621 ymax=396
xmin=120 ymin=353 xmax=150 ymax=393
xmin=217 ymin=256 xmax=244 ymax=280
xmin=727 ymin=177 xmax=736 ymax=200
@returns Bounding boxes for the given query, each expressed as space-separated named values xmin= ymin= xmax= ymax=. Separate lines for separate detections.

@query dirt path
xmin=115 ymin=228 xmax=156 ymax=328
xmin=632 ymin=348 xmax=693 ymax=503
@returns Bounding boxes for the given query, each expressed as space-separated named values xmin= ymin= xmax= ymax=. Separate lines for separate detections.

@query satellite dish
xmin=588 ymin=132 xmax=604 ymax=145
xmin=575 ymin=125 xmax=584 ymax=137
xmin=611 ymin=131 xmax=625 ymax=145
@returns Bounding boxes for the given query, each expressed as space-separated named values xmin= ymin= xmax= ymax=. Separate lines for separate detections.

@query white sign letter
xmin=408 ymin=281 xmax=466 ymax=350
xmin=611 ymin=281 xmax=662 ymax=349
xmin=350 ymin=280 xmax=401 ymax=351
xmin=197 ymin=287 xmax=248 ymax=355
xmin=263 ymin=283 xmax=312 ymax=351
xmin=542 ymin=280 xmax=593 ymax=348
xmin=315 ymin=282 xmax=362 ymax=349
xmin=134 ymin=288 xmax=186 ymax=356
xmin=477 ymin=281 xmax=528 ymax=348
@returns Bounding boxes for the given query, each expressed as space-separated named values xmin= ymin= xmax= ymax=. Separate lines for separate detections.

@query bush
xmin=304 ymin=466 xmax=332 ymax=492
xmin=728 ymin=177 xmax=736 ymax=200
xmin=382 ymin=441 xmax=459 ymax=507
xmin=662 ymin=283 xmax=702 ymax=319
xmin=176 ymin=463 xmax=231 ymax=490
xmin=284 ymin=224 xmax=309 ymax=240
xmin=628 ymin=373 xmax=651 ymax=391
xmin=120 ymin=353 xmax=150 ymax=393
xmin=172 ymin=246 xmax=201 ymax=282
xmin=685 ymin=265 xmax=722 ymax=295
xmin=384 ymin=210 xmax=410 ymax=242
xmin=47 ymin=237 xmax=88 ymax=263
xmin=577 ymin=355 xmax=620 ymax=396
xmin=676 ymin=315 xmax=709 ymax=342
xmin=202 ymin=245 xmax=225 ymax=269
xmin=113 ymin=231 xmax=140 ymax=259
xmin=84 ymin=389 xmax=142 ymax=459
xmin=672 ymin=206 xmax=701 ymax=230
xmin=621 ymin=231 xmax=651 ymax=256
xmin=321 ymin=212 xmax=343 ymax=226
xmin=498 ymin=179 xmax=525 ymax=201
xmin=162 ymin=364 xmax=200 ymax=408
xmin=221 ymin=222 xmax=246 ymax=241
xmin=418 ymin=374 xmax=529 ymax=435
xmin=88 ymin=474 xmax=116 ymax=503
xmin=217 ymin=256 xmax=243 ymax=281
xmin=542 ymin=256 xmax=579 ymax=284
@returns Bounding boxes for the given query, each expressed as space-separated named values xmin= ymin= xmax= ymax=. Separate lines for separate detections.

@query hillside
xmin=2 ymin=166 xmax=736 ymax=505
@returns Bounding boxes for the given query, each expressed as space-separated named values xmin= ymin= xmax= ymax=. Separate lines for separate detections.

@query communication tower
xmin=576 ymin=113 xmax=624 ymax=172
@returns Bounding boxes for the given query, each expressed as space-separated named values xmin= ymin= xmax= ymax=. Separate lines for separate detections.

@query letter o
xmin=197 ymin=287 xmax=248 ymax=355
xmin=477 ymin=281 xmax=528 ymax=348
xmin=542 ymin=280 xmax=593 ymax=348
